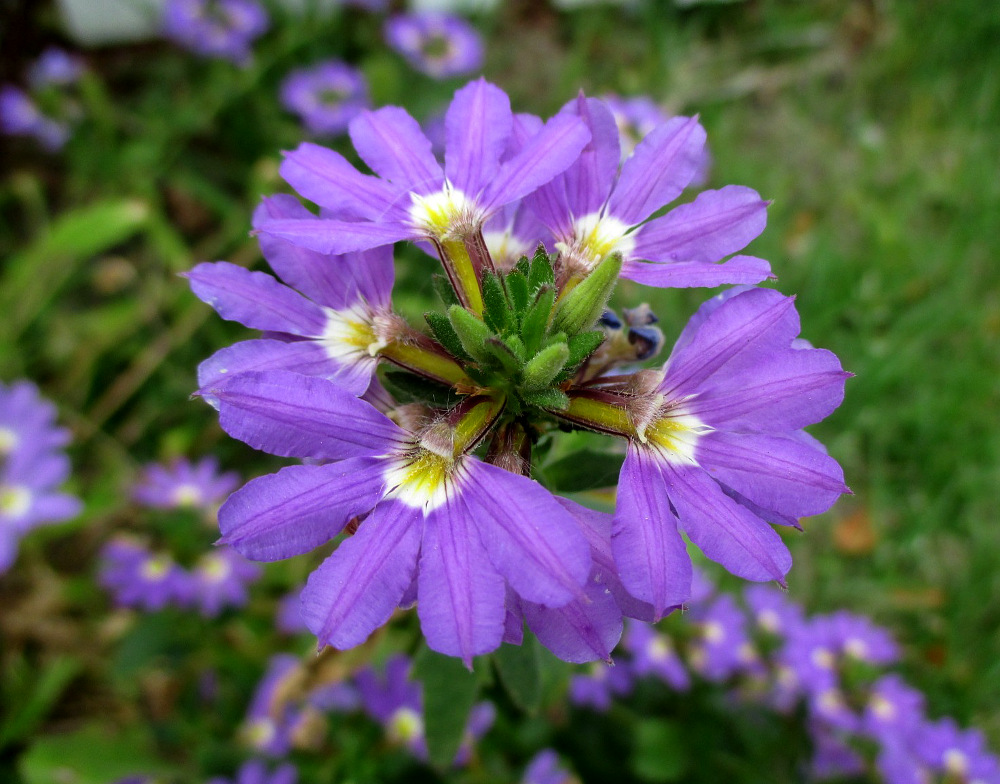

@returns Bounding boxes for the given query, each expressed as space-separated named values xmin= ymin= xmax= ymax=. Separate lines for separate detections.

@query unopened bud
xmin=522 ymin=342 xmax=570 ymax=390
xmin=552 ymin=253 xmax=623 ymax=335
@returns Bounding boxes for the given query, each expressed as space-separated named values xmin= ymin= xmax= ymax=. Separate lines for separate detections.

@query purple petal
xmin=210 ymin=370 xmax=403 ymax=459
xmin=462 ymin=461 xmax=591 ymax=607
xmin=349 ymin=106 xmax=444 ymax=193
xmin=481 ymin=113 xmax=591 ymax=214
xmin=631 ymin=186 xmax=768 ymax=264
xmin=621 ymin=255 xmax=773 ymax=289
xmin=697 ymin=432 xmax=848 ymax=518
xmin=417 ymin=492 xmax=506 ymax=666
xmin=218 ymin=459 xmax=386 ymax=560
xmin=444 ymin=79 xmax=512 ymax=196
xmin=302 ymin=499 xmax=422 ymax=649
xmin=559 ymin=94 xmax=620 ymax=218
xmin=662 ymin=461 xmax=792 ymax=584
xmin=611 ymin=448 xmax=692 ymax=618
xmin=255 ymin=217 xmax=414 ymax=256
xmin=279 ymin=143 xmax=402 ymax=220
xmin=185 ymin=261 xmax=326 ymax=335
xmin=522 ymin=576 xmax=623 ymax=663
xmin=607 ymin=115 xmax=707 ymax=225
xmin=662 ymin=287 xmax=799 ymax=397
xmin=691 ymin=347 xmax=849 ymax=431
xmin=254 ymin=197 xmax=395 ymax=308
xmin=197 ymin=339 xmax=375 ymax=405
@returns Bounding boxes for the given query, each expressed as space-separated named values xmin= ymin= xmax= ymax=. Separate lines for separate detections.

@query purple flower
xmin=384 ymin=13 xmax=483 ymax=79
xmin=603 ymin=287 xmax=849 ymax=617
xmin=162 ymin=0 xmax=269 ymax=65
xmin=279 ymin=61 xmax=369 ymax=137
xmin=210 ymin=370 xmax=592 ymax=666
xmin=0 ymin=380 xmax=71 ymax=465
xmin=99 ymin=537 xmax=195 ymax=611
xmin=808 ymin=724 xmax=865 ymax=781
xmin=915 ymin=718 xmax=1000 ymax=783
xmin=190 ymin=547 xmax=261 ymax=616
xmin=623 ymin=620 xmax=689 ymax=690
xmin=526 ymin=93 xmax=770 ymax=288
xmin=522 ymin=749 xmax=573 ymax=784
xmin=686 ymin=594 xmax=758 ymax=682
xmin=860 ymin=675 xmax=925 ymax=744
xmin=132 ymin=456 xmax=239 ymax=510
xmin=826 ymin=609 xmax=898 ymax=665
xmin=0 ymin=86 xmax=70 ymax=151
xmin=187 ymin=196 xmax=396 ymax=398
xmin=242 ymin=655 xmax=307 ymax=757
xmin=568 ymin=661 xmax=632 ymax=711
xmin=207 ymin=760 xmax=297 ymax=784
xmin=29 ymin=48 xmax=85 ymax=89
xmin=743 ymin=583 xmax=804 ymax=638
xmin=258 ymin=79 xmax=590 ymax=291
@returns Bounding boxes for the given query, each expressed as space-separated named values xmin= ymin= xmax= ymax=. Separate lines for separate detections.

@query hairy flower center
xmin=321 ymin=305 xmax=386 ymax=362
xmin=634 ymin=396 xmax=706 ymax=465
xmin=0 ymin=485 xmax=31 ymax=518
xmin=409 ymin=184 xmax=479 ymax=240
xmin=383 ymin=448 xmax=456 ymax=511
xmin=557 ymin=214 xmax=635 ymax=276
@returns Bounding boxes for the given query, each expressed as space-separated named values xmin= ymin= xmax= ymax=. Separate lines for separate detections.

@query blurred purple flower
xmin=99 ymin=538 xmax=195 ymax=611
xmin=623 ymin=621 xmax=689 ymax=689
xmin=132 ymin=456 xmax=239 ymax=510
xmin=190 ymin=547 xmax=261 ymax=616
xmin=568 ymin=661 xmax=632 ymax=711
xmin=384 ymin=13 xmax=483 ymax=79
xmin=522 ymin=749 xmax=573 ymax=784
xmin=915 ymin=718 xmax=1000 ymax=783
xmin=279 ymin=61 xmax=369 ymax=137
xmin=162 ymin=0 xmax=269 ymax=65
xmin=242 ymin=655 xmax=305 ymax=757
xmin=207 ymin=760 xmax=297 ymax=784
xmin=687 ymin=594 xmax=758 ymax=682
xmin=0 ymin=86 xmax=71 ymax=151
xmin=29 ymin=48 xmax=85 ymax=88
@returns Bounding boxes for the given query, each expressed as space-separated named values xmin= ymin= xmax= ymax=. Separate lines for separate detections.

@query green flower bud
xmin=552 ymin=253 xmax=623 ymax=335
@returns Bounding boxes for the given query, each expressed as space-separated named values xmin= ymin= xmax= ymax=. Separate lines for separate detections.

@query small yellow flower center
xmin=409 ymin=183 xmax=478 ymax=240
xmin=198 ymin=553 xmax=232 ymax=583
xmin=757 ymin=609 xmax=782 ymax=633
xmin=321 ymin=304 xmax=386 ymax=363
xmin=245 ymin=717 xmax=277 ymax=749
xmin=0 ymin=485 xmax=32 ymax=518
xmin=647 ymin=636 xmax=673 ymax=662
xmin=140 ymin=555 xmax=172 ymax=581
xmin=817 ymin=689 xmax=845 ymax=713
xmin=869 ymin=694 xmax=897 ymax=721
xmin=0 ymin=427 xmax=18 ymax=456
xmin=811 ymin=647 xmax=836 ymax=670
xmin=557 ymin=214 xmax=635 ymax=276
xmin=944 ymin=749 xmax=969 ymax=776
xmin=387 ymin=707 xmax=424 ymax=745
xmin=171 ymin=483 xmax=203 ymax=508
xmin=843 ymin=637 xmax=869 ymax=660
xmin=701 ymin=620 xmax=725 ymax=644
xmin=383 ymin=446 xmax=455 ymax=512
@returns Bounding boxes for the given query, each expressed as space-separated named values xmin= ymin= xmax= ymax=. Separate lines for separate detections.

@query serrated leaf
xmin=528 ymin=247 xmax=556 ymax=291
xmin=543 ymin=449 xmax=625 ymax=492
xmin=521 ymin=286 xmax=556 ymax=355
xmin=481 ymin=271 xmax=510 ymax=333
xmin=505 ymin=270 xmax=530 ymax=315
xmin=425 ymin=311 xmax=473 ymax=362
xmin=413 ymin=647 xmax=480 ymax=769
xmin=433 ymin=274 xmax=461 ymax=308
xmin=493 ymin=637 xmax=541 ymax=712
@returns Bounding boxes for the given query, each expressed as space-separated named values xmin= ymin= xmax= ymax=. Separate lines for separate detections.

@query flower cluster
xmin=191 ymin=78 xmax=849 ymax=667
xmin=383 ymin=13 xmax=484 ymax=79
xmin=206 ymin=760 xmax=296 ymax=784
xmin=567 ymin=571 xmax=1000 ymax=784
xmin=279 ymin=61 xmax=370 ymax=137
xmin=0 ymin=49 xmax=85 ymax=151
xmin=0 ymin=380 xmax=81 ymax=573
xmin=162 ymin=0 xmax=269 ymax=65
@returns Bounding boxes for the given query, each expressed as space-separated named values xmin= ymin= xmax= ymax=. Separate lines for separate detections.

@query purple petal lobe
xmin=417 ymin=491 xmax=506 ymax=666
xmin=612 ymin=448 xmax=692 ymax=618
xmin=607 ymin=115 xmax=707 ymax=225
xmin=632 ymin=186 xmax=768 ymax=264
xmin=444 ymin=79 xmax=512 ymax=196
xmin=522 ymin=577 xmax=623 ymax=663
xmin=482 ymin=113 xmax=591 ymax=214
xmin=463 ymin=461 xmax=591 ymax=607
xmin=302 ymin=500 xmax=422 ymax=649
xmin=662 ymin=461 xmax=792 ymax=583
xmin=559 ymin=95 xmax=621 ymax=218
xmin=279 ymin=144 xmax=401 ymax=220
xmin=349 ymin=106 xmax=443 ymax=193
xmin=621 ymin=255 xmax=772 ymax=288
xmin=218 ymin=459 xmax=386 ymax=560
xmin=256 ymin=217 xmax=414 ymax=256
xmin=186 ymin=261 xmax=326 ymax=335
xmin=211 ymin=370 xmax=402 ymax=459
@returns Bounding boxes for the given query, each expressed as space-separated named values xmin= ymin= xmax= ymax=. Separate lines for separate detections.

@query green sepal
xmin=521 ymin=286 xmax=556 ymax=355
xmin=425 ymin=311 xmax=473 ymax=362
xmin=514 ymin=255 xmax=531 ymax=276
xmin=448 ymin=305 xmax=492 ymax=361
xmin=505 ymin=269 xmax=530 ymax=316
xmin=527 ymin=246 xmax=556 ymax=291
xmin=483 ymin=337 xmax=523 ymax=377
xmin=433 ymin=274 xmax=461 ymax=308
xmin=521 ymin=387 xmax=570 ymax=411
xmin=503 ymin=334 xmax=527 ymax=363
xmin=481 ymin=271 xmax=510 ymax=333
xmin=381 ymin=369 xmax=460 ymax=407
xmin=552 ymin=253 xmax=623 ymax=335
xmin=566 ymin=330 xmax=605 ymax=368
xmin=522 ymin=342 xmax=570 ymax=390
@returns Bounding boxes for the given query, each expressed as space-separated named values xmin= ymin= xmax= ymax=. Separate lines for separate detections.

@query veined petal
xmin=611 ymin=448 xmax=691 ymax=619
xmin=607 ymin=115 xmax=707 ymax=225
xmin=417 ymin=490 xmax=506 ymax=667
xmin=662 ymin=287 xmax=799 ymax=397
xmin=349 ymin=106 xmax=444 ymax=194
xmin=662 ymin=461 xmax=792 ymax=584
xmin=211 ymin=370 xmax=403 ymax=460
xmin=621 ymin=255 xmax=773 ymax=289
xmin=255 ymin=217 xmax=414 ymax=256
xmin=691 ymin=347 xmax=849 ymax=431
xmin=559 ymin=95 xmax=621 ymax=218
xmin=302 ymin=500 xmax=422 ymax=649
xmin=463 ymin=461 xmax=591 ymax=607
xmin=481 ymin=113 xmax=591 ymax=214
xmin=254 ymin=197 xmax=395 ymax=309
xmin=185 ymin=261 xmax=326 ymax=336
xmin=197 ymin=339 xmax=374 ymax=406
xmin=444 ymin=78 xmax=512 ymax=197
xmin=697 ymin=432 xmax=849 ymax=518
xmin=631 ymin=186 xmax=768 ymax=264
xmin=218 ymin=459 xmax=386 ymax=560
xmin=522 ymin=576 xmax=623 ymax=664
xmin=279 ymin=144 xmax=402 ymax=220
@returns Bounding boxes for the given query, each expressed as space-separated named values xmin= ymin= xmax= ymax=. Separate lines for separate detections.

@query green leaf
xmin=0 ymin=657 xmax=81 ymax=749
xmin=522 ymin=343 xmax=570 ymax=390
xmin=631 ymin=719 xmax=688 ymax=782
xmin=514 ymin=255 xmax=531 ymax=276
xmin=433 ymin=274 xmax=461 ymax=308
xmin=482 ymin=337 xmax=523 ymax=376
xmin=413 ymin=647 xmax=480 ymax=769
xmin=447 ymin=305 xmax=492 ymax=361
xmin=563 ymin=330 xmax=606 ymax=373
xmin=425 ymin=311 xmax=473 ymax=362
xmin=505 ymin=270 xmax=530 ymax=315
xmin=493 ymin=637 xmax=541 ymax=712
xmin=527 ymin=246 xmax=556 ymax=291
xmin=502 ymin=334 xmax=527 ymax=363
xmin=521 ymin=387 xmax=570 ymax=411
xmin=543 ymin=449 xmax=625 ymax=492
xmin=520 ymin=286 xmax=556 ymax=355
xmin=481 ymin=271 xmax=510 ymax=333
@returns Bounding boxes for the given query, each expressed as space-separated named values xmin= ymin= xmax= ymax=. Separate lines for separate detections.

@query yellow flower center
xmin=383 ymin=446 xmax=455 ymax=512
xmin=0 ymin=427 xmax=18 ymax=456
xmin=387 ymin=707 xmax=424 ymax=745
xmin=140 ymin=555 xmax=172 ymax=581
xmin=557 ymin=213 xmax=635 ymax=276
xmin=198 ymin=553 xmax=232 ymax=583
xmin=171 ymin=483 xmax=203 ymax=508
xmin=409 ymin=183 xmax=479 ymax=240
xmin=0 ymin=485 xmax=31 ymax=518
xmin=321 ymin=304 xmax=386 ymax=363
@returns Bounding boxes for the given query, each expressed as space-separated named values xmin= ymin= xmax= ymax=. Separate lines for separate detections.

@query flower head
xmin=207 ymin=760 xmax=297 ymax=784
xmin=0 ymin=86 xmax=71 ymax=151
xmin=99 ymin=538 xmax=195 ymax=611
xmin=133 ymin=456 xmax=239 ymax=510
xmin=384 ymin=13 xmax=483 ymax=79
xmin=162 ymin=0 xmax=269 ymax=64
xmin=279 ymin=61 xmax=369 ymax=137
xmin=28 ymin=48 xmax=85 ymax=89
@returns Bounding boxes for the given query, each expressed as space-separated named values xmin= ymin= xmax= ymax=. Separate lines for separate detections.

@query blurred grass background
xmin=1 ymin=0 xmax=998 ymax=749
